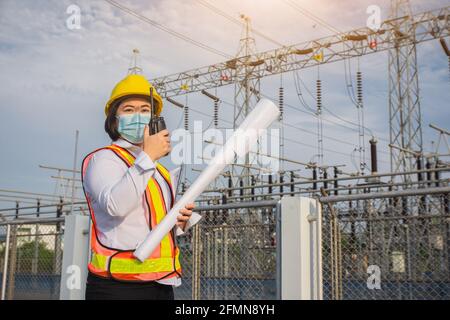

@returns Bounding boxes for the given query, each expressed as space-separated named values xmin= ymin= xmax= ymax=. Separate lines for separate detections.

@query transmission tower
xmin=128 ymin=48 xmax=143 ymax=74
xmin=231 ymin=14 xmax=262 ymax=189
xmin=151 ymin=4 xmax=449 ymax=192
xmin=388 ymin=0 xmax=423 ymax=180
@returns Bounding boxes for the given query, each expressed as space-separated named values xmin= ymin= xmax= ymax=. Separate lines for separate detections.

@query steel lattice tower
xmin=388 ymin=0 xmax=423 ymax=180
xmin=231 ymin=15 xmax=262 ymax=189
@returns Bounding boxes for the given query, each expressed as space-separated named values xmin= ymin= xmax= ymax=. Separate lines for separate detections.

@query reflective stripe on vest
xmin=91 ymin=251 xmax=181 ymax=274
xmin=81 ymin=144 xmax=181 ymax=281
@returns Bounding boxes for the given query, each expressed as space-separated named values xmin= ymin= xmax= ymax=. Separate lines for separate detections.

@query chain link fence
xmin=0 ymin=219 xmax=64 ymax=299
xmin=321 ymin=189 xmax=450 ymax=300
xmin=174 ymin=203 xmax=277 ymax=300
xmin=0 ymin=203 xmax=278 ymax=301
xmin=1 ymin=189 xmax=449 ymax=300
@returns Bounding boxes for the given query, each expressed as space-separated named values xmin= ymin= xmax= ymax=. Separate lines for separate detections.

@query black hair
xmin=104 ymin=100 xmax=121 ymax=141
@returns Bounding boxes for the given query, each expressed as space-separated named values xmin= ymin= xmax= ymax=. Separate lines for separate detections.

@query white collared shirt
xmin=82 ymin=138 xmax=201 ymax=287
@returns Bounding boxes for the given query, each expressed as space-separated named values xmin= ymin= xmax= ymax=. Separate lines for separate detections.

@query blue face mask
xmin=116 ymin=113 xmax=151 ymax=144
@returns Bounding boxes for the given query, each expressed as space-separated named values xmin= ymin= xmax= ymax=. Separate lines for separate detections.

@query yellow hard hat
xmin=105 ymin=74 xmax=163 ymax=116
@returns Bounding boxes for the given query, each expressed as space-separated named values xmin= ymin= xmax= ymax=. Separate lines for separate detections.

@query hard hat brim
xmin=105 ymin=93 xmax=163 ymax=116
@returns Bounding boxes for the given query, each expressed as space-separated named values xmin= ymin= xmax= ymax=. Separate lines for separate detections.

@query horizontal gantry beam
xmin=151 ymin=7 xmax=449 ymax=98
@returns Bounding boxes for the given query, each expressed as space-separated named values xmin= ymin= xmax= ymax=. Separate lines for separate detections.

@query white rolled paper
xmin=134 ymin=98 xmax=280 ymax=262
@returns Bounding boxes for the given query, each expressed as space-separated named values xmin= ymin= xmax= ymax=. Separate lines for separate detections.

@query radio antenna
xmin=150 ymin=86 xmax=155 ymax=118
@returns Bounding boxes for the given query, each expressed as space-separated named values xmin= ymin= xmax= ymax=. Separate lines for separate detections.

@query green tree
xmin=17 ymin=241 xmax=55 ymax=273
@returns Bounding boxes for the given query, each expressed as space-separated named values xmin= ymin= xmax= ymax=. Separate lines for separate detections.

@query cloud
xmin=0 ymin=0 xmax=448 ymax=207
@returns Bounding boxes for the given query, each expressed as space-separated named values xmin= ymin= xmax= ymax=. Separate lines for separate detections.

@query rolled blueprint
xmin=134 ymin=98 xmax=280 ymax=262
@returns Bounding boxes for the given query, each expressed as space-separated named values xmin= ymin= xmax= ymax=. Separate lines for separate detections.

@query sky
xmin=0 ymin=0 xmax=449 ymax=212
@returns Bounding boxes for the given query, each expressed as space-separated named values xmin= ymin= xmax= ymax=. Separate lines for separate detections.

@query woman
xmin=81 ymin=74 xmax=201 ymax=300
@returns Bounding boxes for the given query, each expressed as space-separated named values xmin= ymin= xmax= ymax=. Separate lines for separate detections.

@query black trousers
xmin=85 ymin=272 xmax=174 ymax=300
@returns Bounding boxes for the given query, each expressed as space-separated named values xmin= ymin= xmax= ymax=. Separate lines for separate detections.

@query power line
xmin=104 ymin=0 xmax=232 ymax=59
xmin=195 ymin=0 xmax=286 ymax=48
xmin=0 ymin=188 xmax=77 ymax=199
xmin=184 ymin=99 xmax=390 ymax=164
xmin=293 ymin=69 xmax=378 ymax=138
xmin=281 ymin=121 xmax=389 ymax=157
xmin=281 ymin=0 xmax=364 ymax=112
xmin=212 ymin=96 xmax=391 ymax=158
xmin=281 ymin=0 xmax=342 ymax=35
xmin=280 ymin=0 xmax=374 ymax=155
xmin=171 ymin=89 xmax=391 ymax=163
xmin=278 ymin=1 xmax=381 ymax=142
xmin=284 ymin=1 xmax=368 ymax=129
xmin=292 ymin=70 xmax=317 ymax=113
xmin=108 ymin=0 xmax=390 ymax=163
xmin=258 ymin=91 xmax=390 ymax=143
xmin=219 ymin=97 xmax=380 ymax=152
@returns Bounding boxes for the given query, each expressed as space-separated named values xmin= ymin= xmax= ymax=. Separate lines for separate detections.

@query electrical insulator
xmin=334 ymin=167 xmax=339 ymax=196
xmin=279 ymin=87 xmax=284 ymax=121
xmin=268 ymin=174 xmax=273 ymax=194
xmin=214 ymin=99 xmax=219 ymax=128
xmin=416 ymin=155 xmax=423 ymax=182
xmin=290 ymin=171 xmax=295 ymax=196
xmin=316 ymin=79 xmax=322 ymax=114
xmin=369 ymin=138 xmax=378 ymax=174
xmin=251 ymin=175 xmax=255 ymax=201
xmin=426 ymin=159 xmax=432 ymax=187
xmin=239 ymin=178 xmax=244 ymax=198
xmin=323 ymin=168 xmax=328 ymax=190
xmin=280 ymin=173 xmax=284 ymax=194
xmin=312 ymin=168 xmax=317 ymax=190
xmin=37 ymin=199 xmax=41 ymax=218
xmin=222 ymin=193 xmax=227 ymax=205
xmin=435 ymin=163 xmax=441 ymax=188
xmin=184 ymin=105 xmax=189 ymax=131
xmin=356 ymin=71 xmax=363 ymax=108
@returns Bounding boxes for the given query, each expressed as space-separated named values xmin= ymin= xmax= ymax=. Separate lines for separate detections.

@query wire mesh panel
xmin=173 ymin=227 xmax=194 ymax=300
xmin=3 ymin=206 xmax=277 ymax=301
xmin=321 ymin=191 xmax=450 ymax=300
xmin=0 ymin=224 xmax=7 ymax=297
xmin=0 ymin=221 xmax=64 ymax=300
xmin=2 ymin=192 xmax=448 ymax=300
xmin=175 ymin=205 xmax=277 ymax=300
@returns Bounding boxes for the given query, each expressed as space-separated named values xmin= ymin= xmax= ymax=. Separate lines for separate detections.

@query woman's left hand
xmin=176 ymin=203 xmax=195 ymax=231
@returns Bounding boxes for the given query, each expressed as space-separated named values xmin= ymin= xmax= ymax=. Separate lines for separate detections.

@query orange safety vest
xmin=81 ymin=144 xmax=181 ymax=282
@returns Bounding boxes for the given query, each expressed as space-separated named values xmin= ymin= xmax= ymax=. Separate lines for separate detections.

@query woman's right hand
xmin=143 ymin=125 xmax=171 ymax=162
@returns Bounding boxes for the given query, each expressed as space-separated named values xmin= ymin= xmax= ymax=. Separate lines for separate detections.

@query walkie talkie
xmin=149 ymin=87 xmax=169 ymax=156
xmin=149 ymin=87 xmax=167 ymax=135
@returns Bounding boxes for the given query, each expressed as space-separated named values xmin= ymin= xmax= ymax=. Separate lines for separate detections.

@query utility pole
xmin=70 ymin=130 xmax=79 ymax=215
xmin=39 ymin=165 xmax=81 ymax=204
